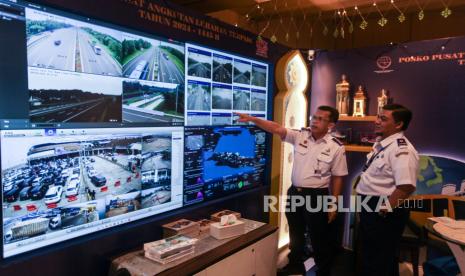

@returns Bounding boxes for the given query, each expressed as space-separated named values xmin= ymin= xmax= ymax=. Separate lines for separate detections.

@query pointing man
xmin=237 ymin=105 xmax=348 ymax=276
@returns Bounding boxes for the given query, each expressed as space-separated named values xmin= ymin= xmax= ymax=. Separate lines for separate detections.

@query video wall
xmin=0 ymin=1 xmax=270 ymax=258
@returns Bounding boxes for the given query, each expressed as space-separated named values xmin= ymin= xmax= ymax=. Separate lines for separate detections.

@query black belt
xmin=293 ymin=186 xmax=327 ymax=192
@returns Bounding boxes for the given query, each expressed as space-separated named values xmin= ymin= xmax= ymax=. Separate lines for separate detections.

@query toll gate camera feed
xmin=1 ymin=127 xmax=183 ymax=258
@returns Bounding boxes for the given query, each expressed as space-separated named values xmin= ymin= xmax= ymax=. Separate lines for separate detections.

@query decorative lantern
xmin=353 ymin=85 xmax=367 ymax=117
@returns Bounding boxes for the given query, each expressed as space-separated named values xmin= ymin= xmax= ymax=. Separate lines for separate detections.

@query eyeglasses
xmin=309 ymin=115 xmax=330 ymax=122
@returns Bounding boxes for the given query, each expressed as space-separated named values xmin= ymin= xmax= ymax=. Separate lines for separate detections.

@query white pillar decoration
xmin=271 ymin=51 xmax=309 ymax=249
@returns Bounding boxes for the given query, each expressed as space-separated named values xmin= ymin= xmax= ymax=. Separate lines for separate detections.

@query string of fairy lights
xmin=234 ymin=0 xmax=456 ymax=43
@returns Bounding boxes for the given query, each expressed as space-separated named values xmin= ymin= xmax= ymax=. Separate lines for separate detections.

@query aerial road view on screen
xmin=122 ymin=34 xmax=184 ymax=85
xmin=26 ymin=8 xmax=122 ymax=76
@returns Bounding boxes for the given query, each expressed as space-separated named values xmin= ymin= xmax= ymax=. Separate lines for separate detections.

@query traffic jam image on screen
xmin=1 ymin=128 xmax=180 ymax=249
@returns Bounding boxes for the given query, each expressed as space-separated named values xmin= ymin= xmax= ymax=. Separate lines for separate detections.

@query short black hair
xmin=382 ymin=104 xmax=412 ymax=130
xmin=318 ymin=105 xmax=339 ymax=123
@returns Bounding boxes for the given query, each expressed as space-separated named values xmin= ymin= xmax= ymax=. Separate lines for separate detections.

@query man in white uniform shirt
xmin=237 ymin=106 xmax=348 ymax=276
xmin=356 ymin=104 xmax=419 ymax=276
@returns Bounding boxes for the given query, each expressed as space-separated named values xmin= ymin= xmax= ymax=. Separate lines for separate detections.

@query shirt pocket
xmin=294 ymin=145 xmax=308 ymax=155
xmin=316 ymin=153 xmax=332 ymax=173
xmin=372 ymin=159 xmax=388 ymax=175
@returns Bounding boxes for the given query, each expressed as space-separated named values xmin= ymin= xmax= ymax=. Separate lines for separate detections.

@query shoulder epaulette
xmin=332 ymin=137 xmax=343 ymax=146
xmin=397 ymin=138 xmax=407 ymax=147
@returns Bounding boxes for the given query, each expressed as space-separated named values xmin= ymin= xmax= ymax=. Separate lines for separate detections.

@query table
xmin=109 ymin=219 xmax=277 ymax=276
xmin=424 ymin=219 xmax=465 ymax=274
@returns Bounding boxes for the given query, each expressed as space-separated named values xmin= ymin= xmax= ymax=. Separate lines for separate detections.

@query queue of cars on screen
xmin=2 ymin=156 xmax=107 ymax=204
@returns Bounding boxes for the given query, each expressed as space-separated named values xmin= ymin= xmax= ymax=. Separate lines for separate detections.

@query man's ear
xmin=395 ymin=121 xmax=404 ymax=131
xmin=328 ymin=122 xmax=336 ymax=131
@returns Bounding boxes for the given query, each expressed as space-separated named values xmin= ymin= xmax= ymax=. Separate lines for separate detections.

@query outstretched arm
xmin=236 ymin=113 xmax=287 ymax=139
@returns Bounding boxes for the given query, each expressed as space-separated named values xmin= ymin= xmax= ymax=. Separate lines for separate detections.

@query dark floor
xmin=277 ymin=247 xmax=355 ymax=276
xmin=277 ymin=247 xmax=419 ymax=276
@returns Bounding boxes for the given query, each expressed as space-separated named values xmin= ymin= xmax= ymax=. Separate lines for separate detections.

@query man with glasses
xmin=356 ymin=104 xmax=418 ymax=276
xmin=237 ymin=106 xmax=348 ymax=276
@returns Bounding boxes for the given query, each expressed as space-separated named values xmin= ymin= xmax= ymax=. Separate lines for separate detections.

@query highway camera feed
xmin=2 ymin=129 xmax=173 ymax=248
xmin=187 ymin=81 xmax=211 ymax=111
xmin=187 ymin=49 xmax=212 ymax=79
xmin=122 ymin=80 xmax=184 ymax=123
xmin=122 ymin=34 xmax=184 ymax=85
xmin=28 ymin=67 xmax=122 ymax=123
xmin=212 ymin=54 xmax=232 ymax=84
xmin=233 ymin=59 xmax=251 ymax=85
xmin=212 ymin=84 xmax=232 ymax=110
xmin=251 ymin=90 xmax=267 ymax=111
xmin=26 ymin=9 xmax=122 ymax=77
xmin=251 ymin=64 xmax=267 ymax=87
xmin=233 ymin=88 xmax=251 ymax=111
xmin=24 ymin=7 xmax=189 ymax=125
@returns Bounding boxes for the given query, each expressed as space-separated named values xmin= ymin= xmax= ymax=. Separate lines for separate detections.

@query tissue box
xmin=210 ymin=219 xmax=245 ymax=239
xmin=210 ymin=210 xmax=241 ymax=222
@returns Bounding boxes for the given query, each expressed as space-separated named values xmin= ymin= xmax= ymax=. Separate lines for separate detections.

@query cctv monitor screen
xmin=185 ymin=44 xmax=269 ymax=126
xmin=183 ymin=125 xmax=267 ymax=205
xmin=1 ymin=127 xmax=184 ymax=258
xmin=0 ymin=0 xmax=273 ymax=260
xmin=0 ymin=0 xmax=185 ymax=126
